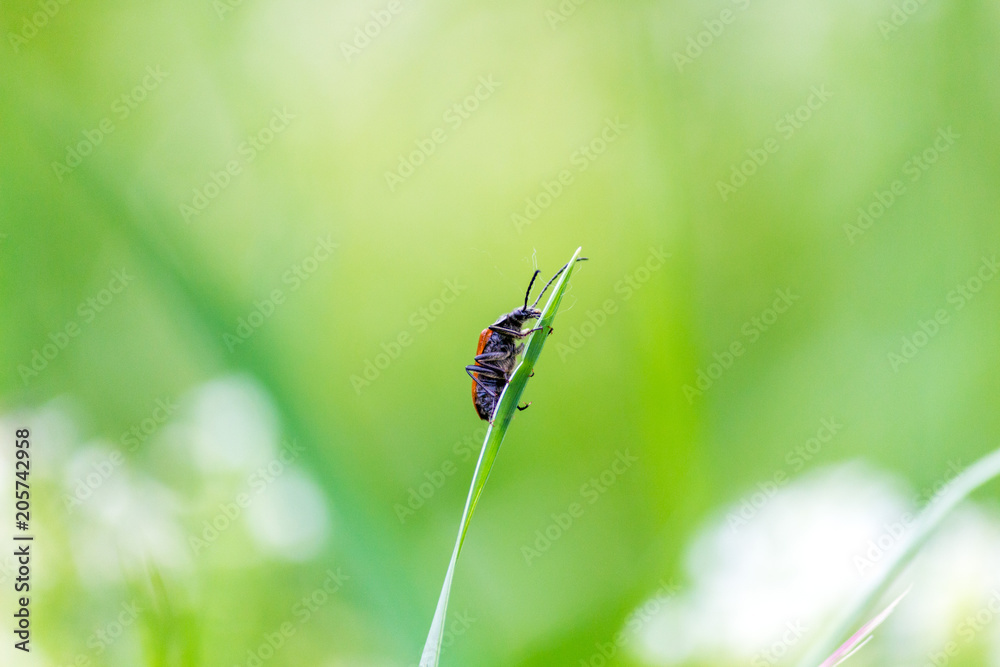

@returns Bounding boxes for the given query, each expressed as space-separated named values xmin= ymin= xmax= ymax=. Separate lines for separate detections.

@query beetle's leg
xmin=470 ymin=357 xmax=508 ymax=376
xmin=519 ymin=325 xmax=547 ymax=337
xmin=466 ymin=364 xmax=505 ymax=380
xmin=487 ymin=325 xmax=519 ymax=336
xmin=517 ymin=402 xmax=532 ymax=411
xmin=474 ymin=350 xmax=509 ymax=363
xmin=484 ymin=348 xmax=532 ymax=377
xmin=488 ymin=325 xmax=546 ymax=339
xmin=466 ymin=365 xmax=505 ymax=397
xmin=466 ymin=367 xmax=497 ymax=397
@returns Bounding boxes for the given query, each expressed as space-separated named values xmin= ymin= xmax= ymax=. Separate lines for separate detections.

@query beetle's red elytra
xmin=466 ymin=258 xmax=587 ymax=421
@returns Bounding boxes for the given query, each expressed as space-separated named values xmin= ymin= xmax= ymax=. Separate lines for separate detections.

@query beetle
xmin=466 ymin=258 xmax=587 ymax=421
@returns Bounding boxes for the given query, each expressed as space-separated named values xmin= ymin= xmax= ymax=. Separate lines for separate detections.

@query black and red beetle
xmin=465 ymin=258 xmax=587 ymax=421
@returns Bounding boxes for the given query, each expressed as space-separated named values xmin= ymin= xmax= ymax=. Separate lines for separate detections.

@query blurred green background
xmin=3 ymin=0 xmax=1000 ymax=665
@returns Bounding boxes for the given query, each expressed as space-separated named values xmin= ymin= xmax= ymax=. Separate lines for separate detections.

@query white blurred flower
xmin=69 ymin=468 xmax=192 ymax=585
xmin=630 ymin=462 xmax=1000 ymax=665
xmin=0 ymin=373 xmax=334 ymax=589
xmin=189 ymin=375 xmax=281 ymax=472
xmin=246 ymin=468 xmax=330 ymax=561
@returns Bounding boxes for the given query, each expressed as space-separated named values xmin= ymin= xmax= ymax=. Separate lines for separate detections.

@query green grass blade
xmin=797 ymin=446 xmax=1000 ymax=667
xmin=817 ymin=586 xmax=909 ymax=667
xmin=419 ymin=247 xmax=585 ymax=667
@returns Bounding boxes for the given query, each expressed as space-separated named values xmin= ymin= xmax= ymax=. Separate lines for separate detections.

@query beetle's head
xmin=512 ymin=305 xmax=542 ymax=323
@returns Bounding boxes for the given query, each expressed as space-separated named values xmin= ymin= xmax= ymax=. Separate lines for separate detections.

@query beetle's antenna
xmin=523 ymin=270 xmax=541 ymax=309
xmin=530 ymin=257 xmax=588 ymax=309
